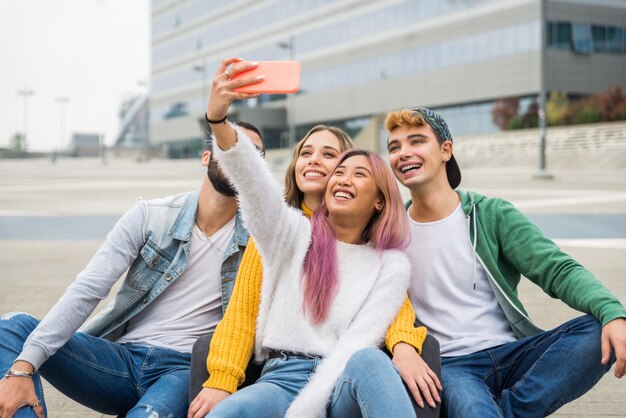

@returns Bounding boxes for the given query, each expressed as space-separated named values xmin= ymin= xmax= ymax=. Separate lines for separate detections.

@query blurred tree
xmin=507 ymin=116 xmax=524 ymax=130
xmin=9 ymin=132 xmax=25 ymax=151
xmin=564 ymin=97 xmax=602 ymax=125
xmin=497 ymin=85 xmax=625 ymax=130
xmin=521 ymin=100 xmax=539 ymax=128
xmin=492 ymin=97 xmax=519 ymax=130
xmin=597 ymin=85 xmax=626 ymax=122
xmin=546 ymin=91 xmax=569 ymax=126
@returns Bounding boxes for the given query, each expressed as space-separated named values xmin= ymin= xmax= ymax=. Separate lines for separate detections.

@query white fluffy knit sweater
xmin=214 ymin=128 xmax=410 ymax=418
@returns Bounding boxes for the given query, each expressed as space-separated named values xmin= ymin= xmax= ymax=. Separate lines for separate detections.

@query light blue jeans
xmin=441 ymin=315 xmax=614 ymax=418
xmin=0 ymin=312 xmax=192 ymax=417
xmin=208 ymin=347 xmax=416 ymax=418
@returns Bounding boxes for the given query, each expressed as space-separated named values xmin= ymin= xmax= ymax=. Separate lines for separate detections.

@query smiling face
xmin=387 ymin=124 xmax=452 ymax=191
xmin=325 ymin=154 xmax=383 ymax=226
xmin=294 ymin=130 xmax=342 ymax=206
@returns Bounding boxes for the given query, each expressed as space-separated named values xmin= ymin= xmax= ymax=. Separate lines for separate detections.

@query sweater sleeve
xmin=16 ymin=201 xmax=146 ymax=370
xmin=204 ymin=238 xmax=262 ymax=393
xmin=495 ymin=199 xmax=626 ymax=326
xmin=384 ymin=295 xmax=427 ymax=355
xmin=212 ymin=127 xmax=308 ymax=269
xmin=286 ymin=251 xmax=411 ymax=418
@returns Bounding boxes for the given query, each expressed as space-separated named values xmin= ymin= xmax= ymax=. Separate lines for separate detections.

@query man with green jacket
xmin=384 ymin=107 xmax=626 ymax=417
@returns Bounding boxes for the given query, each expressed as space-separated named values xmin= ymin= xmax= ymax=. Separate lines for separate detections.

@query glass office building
xmin=150 ymin=0 xmax=626 ymax=156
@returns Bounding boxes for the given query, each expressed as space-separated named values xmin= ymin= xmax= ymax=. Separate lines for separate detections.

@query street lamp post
xmin=17 ymin=87 xmax=34 ymax=152
xmin=55 ymin=96 xmax=70 ymax=159
xmin=535 ymin=0 xmax=553 ymax=179
xmin=193 ymin=62 xmax=207 ymax=115
xmin=278 ymin=35 xmax=296 ymax=147
xmin=137 ymin=79 xmax=150 ymax=161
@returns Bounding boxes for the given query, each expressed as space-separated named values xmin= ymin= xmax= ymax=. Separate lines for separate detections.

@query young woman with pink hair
xmin=202 ymin=58 xmax=420 ymax=418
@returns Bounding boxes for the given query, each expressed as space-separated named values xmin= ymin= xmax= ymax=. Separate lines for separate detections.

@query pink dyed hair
xmin=302 ymin=150 xmax=410 ymax=324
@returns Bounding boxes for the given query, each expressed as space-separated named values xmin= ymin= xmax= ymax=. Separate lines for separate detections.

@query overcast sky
xmin=0 ymin=0 xmax=149 ymax=152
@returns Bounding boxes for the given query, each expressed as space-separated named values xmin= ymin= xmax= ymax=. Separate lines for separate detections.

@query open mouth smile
xmin=303 ymin=170 xmax=325 ymax=179
xmin=333 ymin=190 xmax=354 ymax=200
xmin=399 ymin=163 xmax=422 ymax=174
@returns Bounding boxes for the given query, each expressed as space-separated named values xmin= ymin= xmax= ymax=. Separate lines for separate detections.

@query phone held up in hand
xmin=232 ymin=61 xmax=300 ymax=94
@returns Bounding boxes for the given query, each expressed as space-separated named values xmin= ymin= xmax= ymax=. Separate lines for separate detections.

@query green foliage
xmin=9 ymin=132 xmax=25 ymax=151
xmin=507 ymin=117 xmax=525 ymax=130
xmin=546 ymin=91 xmax=569 ymax=126
xmin=493 ymin=85 xmax=626 ymax=131
xmin=574 ymin=103 xmax=602 ymax=124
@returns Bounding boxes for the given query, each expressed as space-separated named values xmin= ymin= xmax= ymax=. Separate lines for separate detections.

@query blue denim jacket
xmin=81 ymin=191 xmax=249 ymax=341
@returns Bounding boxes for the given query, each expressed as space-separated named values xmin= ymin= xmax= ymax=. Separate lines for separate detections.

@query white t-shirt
xmin=117 ymin=216 xmax=235 ymax=353
xmin=407 ymin=203 xmax=517 ymax=357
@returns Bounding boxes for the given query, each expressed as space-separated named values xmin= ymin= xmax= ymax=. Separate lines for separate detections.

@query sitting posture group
xmin=1 ymin=58 xmax=624 ymax=418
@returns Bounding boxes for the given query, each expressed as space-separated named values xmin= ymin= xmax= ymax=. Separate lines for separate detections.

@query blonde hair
xmin=385 ymin=109 xmax=444 ymax=144
xmin=284 ymin=125 xmax=355 ymax=208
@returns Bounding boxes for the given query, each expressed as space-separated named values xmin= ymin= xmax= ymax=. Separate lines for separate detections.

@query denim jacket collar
xmin=168 ymin=190 xmax=248 ymax=257
xmin=168 ymin=190 xmax=199 ymax=241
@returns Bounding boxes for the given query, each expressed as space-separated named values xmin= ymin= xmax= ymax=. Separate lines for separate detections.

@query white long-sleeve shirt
xmin=214 ymin=128 xmax=410 ymax=418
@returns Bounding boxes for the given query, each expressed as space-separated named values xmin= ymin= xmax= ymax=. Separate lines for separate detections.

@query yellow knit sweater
xmin=205 ymin=205 xmax=427 ymax=393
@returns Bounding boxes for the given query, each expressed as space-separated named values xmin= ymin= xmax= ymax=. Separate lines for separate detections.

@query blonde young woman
xmin=188 ymin=58 xmax=440 ymax=418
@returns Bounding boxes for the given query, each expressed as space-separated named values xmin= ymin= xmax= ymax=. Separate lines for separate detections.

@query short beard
xmin=207 ymin=158 xmax=237 ymax=197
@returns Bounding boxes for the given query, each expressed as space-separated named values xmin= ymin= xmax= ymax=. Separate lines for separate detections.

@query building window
xmin=164 ymin=102 xmax=188 ymax=119
xmin=555 ymin=22 xmax=572 ymax=50
xmin=572 ymin=23 xmax=593 ymax=54
xmin=592 ymin=25 xmax=607 ymax=53
xmin=607 ymin=27 xmax=623 ymax=54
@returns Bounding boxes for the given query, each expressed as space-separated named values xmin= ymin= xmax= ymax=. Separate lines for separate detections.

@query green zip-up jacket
xmin=457 ymin=189 xmax=626 ymax=338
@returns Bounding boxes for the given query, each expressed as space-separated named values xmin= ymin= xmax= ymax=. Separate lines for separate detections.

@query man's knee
xmin=442 ymin=378 xmax=499 ymax=417
xmin=0 ymin=312 xmax=38 ymax=342
xmin=562 ymin=315 xmax=604 ymax=359
xmin=1 ymin=311 xmax=38 ymax=325
xmin=571 ymin=314 xmax=602 ymax=334
xmin=127 ymin=404 xmax=179 ymax=418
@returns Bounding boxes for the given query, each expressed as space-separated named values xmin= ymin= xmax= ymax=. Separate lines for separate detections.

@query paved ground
xmin=1 ymin=156 xmax=625 ymax=417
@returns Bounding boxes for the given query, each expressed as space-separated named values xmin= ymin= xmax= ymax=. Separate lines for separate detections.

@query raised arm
xmin=208 ymin=58 xmax=308 ymax=264
xmin=206 ymin=57 xmax=260 ymax=153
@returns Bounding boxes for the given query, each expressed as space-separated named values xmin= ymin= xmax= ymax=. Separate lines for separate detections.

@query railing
xmin=454 ymin=121 xmax=626 ymax=158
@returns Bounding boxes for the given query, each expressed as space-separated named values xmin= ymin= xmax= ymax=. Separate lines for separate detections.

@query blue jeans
xmin=329 ymin=348 xmax=416 ymax=418
xmin=208 ymin=348 xmax=415 ymax=418
xmin=441 ymin=315 xmax=614 ymax=418
xmin=0 ymin=312 xmax=191 ymax=417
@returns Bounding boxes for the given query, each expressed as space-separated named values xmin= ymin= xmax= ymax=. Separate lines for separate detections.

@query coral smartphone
xmin=232 ymin=61 xmax=300 ymax=94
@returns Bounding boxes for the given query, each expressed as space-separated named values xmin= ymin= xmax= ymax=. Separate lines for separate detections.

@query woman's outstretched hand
xmin=206 ymin=57 xmax=262 ymax=122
